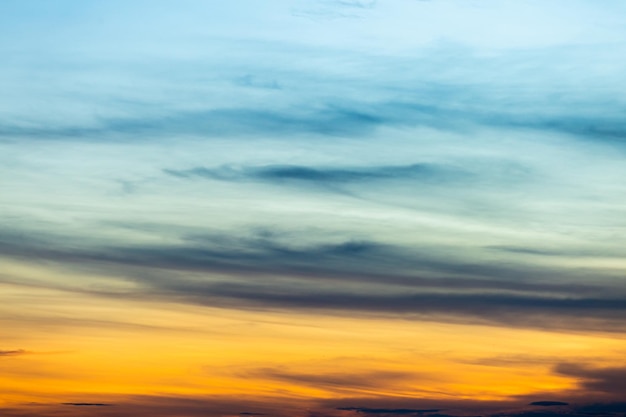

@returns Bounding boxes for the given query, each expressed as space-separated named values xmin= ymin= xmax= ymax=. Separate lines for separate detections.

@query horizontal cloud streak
xmin=164 ymin=163 xmax=465 ymax=185
xmin=4 ymin=98 xmax=626 ymax=145
xmin=1 ymin=228 xmax=625 ymax=332
xmin=164 ymin=282 xmax=626 ymax=331
xmin=244 ymin=368 xmax=415 ymax=393
xmin=0 ymin=228 xmax=618 ymax=295
xmin=0 ymin=349 xmax=28 ymax=357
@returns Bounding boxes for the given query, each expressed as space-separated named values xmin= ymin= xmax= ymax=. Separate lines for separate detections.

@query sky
xmin=1 ymin=1 xmax=626 ymax=416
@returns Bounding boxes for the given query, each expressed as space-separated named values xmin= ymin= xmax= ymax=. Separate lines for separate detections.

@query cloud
xmin=2 ymin=85 xmax=625 ymax=160
xmin=0 ymin=227 xmax=588 ymax=295
xmin=172 ymin=282 xmax=626 ymax=331
xmin=291 ymin=0 xmax=377 ymax=20
xmin=330 ymin=0 xmax=378 ymax=10
xmin=164 ymin=163 xmax=465 ymax=187
xmin=4 ymin=48 xmax=626 ymax=146
xmin=0 ymin=394 xmax=300 ymax=417
xmin=244 ymin=368 xmax=416 ymax=393
xmin=234 ymin=74 xmax=282 ymax=90
xmin=3 ymin=394 xmax=621 ymax=417
xmin=0 ymin=105 xmax=389 ymax=142
xmin=529 ymin=402 xmax=569 ymax=407
xmin=0 ymin=349 xmax=28 ymax=357
xmin=1 ymin=228 xmax=625 ymax=332
xmin=575 ymin=403 xmax=626 ymax=415
xmin=485 ymin=246 xmax=626 ymax=259
xmin=0 ymin=225 xmax=616 ymax=297
xmin=487 ymin=114 xmax=626 ymax=145
xmin=338 ymin=407 xmax=442 ymax=414
xmin=554 ymin=364 xmax=626 ymax=399
xmin=328 ymin=396 xmax=538 ymax=417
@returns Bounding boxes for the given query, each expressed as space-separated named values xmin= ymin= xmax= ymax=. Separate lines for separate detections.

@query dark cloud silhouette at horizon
xmin=1 ymin=394 xmax=625 ymax=417
xmin=337 ymin=407 xmax=443 ymax=414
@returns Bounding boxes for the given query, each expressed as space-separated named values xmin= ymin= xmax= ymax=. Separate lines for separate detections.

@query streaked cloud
xmin=164 ymin=163 xmax=461 ymax=185
xmin=0 ymin=350 xmax=29 ymax=357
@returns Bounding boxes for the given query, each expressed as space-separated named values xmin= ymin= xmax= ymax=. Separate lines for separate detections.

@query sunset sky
xmin=1 ymin=1 xmax=626 ymax=416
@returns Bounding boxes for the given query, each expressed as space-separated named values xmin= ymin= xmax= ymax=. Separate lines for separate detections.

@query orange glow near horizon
xmin=2 ymin=270 xmax=624 ymax=410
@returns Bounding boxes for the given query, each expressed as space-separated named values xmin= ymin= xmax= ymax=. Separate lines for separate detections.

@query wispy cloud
xmin=4 ymin=93 xmax=626 ymax=145
xmin=0 ymin=349 xmax=29 ymax=357
xmin=243 ymin=367 xmax=419 ymax=394
xmin=164 ymin=163 xmax=465 ymax=186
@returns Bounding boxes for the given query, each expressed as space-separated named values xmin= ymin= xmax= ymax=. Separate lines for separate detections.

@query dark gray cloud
xmin=554 ymin=364 xmax=626 ymax=398
xmin=62 ymin=403 xmax=113 ymax=407
xmin=530 ymin=402 xmax=569 ymax=407
xmin=169 ymin=282 xmax=626 ymax=331
xmin=1 ymin=228 xmax=625 ymax=332
xmin=0 ymin=227 xmax=616 ymax=298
